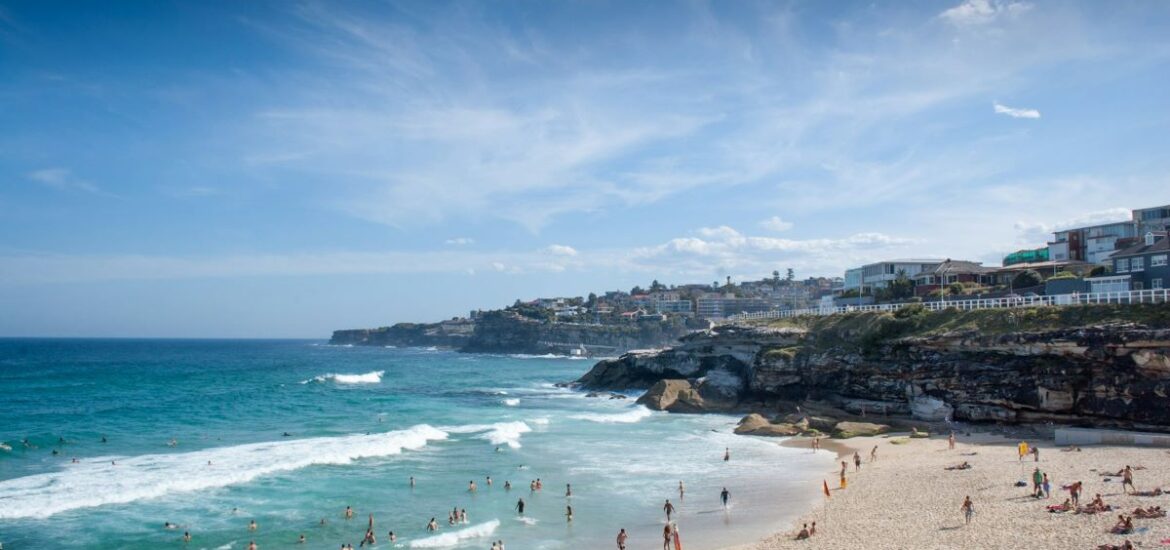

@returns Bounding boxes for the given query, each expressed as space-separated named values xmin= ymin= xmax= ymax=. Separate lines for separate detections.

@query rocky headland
xmin=575 ymin=304 xmax=1170 ymax=435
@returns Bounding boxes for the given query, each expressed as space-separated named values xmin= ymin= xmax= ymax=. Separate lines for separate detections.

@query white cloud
xmin=759 ymin=216 xmax=794 ymax=232
xmin=445 ymin=238 xmax=475 ymax=246
xmin=993 ymin=102 xmax=1040 ymax=119
xmin=941 ymin=0 xmax=1032 ymax=26
xmin=1013 ymin=206 xmax=1132 ymax=244
xmin=544 ymin=244 xmax=578 ymax=256
xmin=27 ymin=168 xmax=100 ymax=193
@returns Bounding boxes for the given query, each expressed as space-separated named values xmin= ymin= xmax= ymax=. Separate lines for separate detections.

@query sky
xmin=1 ymin=0 xmax=1169 ymax=338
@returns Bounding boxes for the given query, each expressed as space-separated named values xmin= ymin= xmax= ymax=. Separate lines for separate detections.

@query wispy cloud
xmin=940 ymin=0 xmax=1032 ymax=26
xmin=759 ymin=216 xmax=793 ymax=232
xmin=994 ymin=102 xmax=1040 ymax=119
xmin=27 ymin=168 xmax=100 ymax=193
xmin=544 ymin=244 xmax=578 ymax=257
xmin=445 ymin=238 xmax=475 ymax=246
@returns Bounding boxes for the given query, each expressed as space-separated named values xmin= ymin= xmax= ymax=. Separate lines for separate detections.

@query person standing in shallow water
xmin=662 ymin=524 xmax=673 ymax=550
xmin=723 ymin=447 xmax=730 ymax=461
xmin=663 ymin=499 xmax=676 ymax=521
xmin=678 ymin=481 xmax=685 ymax=499
xmin=616 ymin=528 xmax=628 ymax=550
xmin=515 ymin=498 xmax=526 ymax=515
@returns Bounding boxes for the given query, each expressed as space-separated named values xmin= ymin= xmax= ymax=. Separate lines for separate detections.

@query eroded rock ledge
xmin=576 ymin=307 xmax=1170 ymax=432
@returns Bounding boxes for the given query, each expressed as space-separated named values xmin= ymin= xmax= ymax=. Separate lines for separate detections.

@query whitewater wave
xmin=409 ymin=519 xmax=499 ymax=548
xmin=571 ymin=407 xmax=653 ymax=424
xmin=301 ymin=370 xmax=384 ymax=384
xmin=444 ymin=421 xmax=532 ymax=449
xmin=0 ymin=425 xmax=448 ymax=520
xmin=502 ymin=398 xmax=520 ymax=407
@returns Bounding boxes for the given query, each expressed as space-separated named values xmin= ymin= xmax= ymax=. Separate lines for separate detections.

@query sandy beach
xmin=727 ymin=432 xmax=1170 ymax=550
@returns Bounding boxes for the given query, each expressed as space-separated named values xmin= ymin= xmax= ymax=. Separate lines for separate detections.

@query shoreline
xmin=725 ymin=432 xmax=1170 ymax=549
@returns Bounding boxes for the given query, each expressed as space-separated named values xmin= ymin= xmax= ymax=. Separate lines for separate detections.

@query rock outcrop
xmin=577 ymin=306 xmax=1170 ymax=431
xmin=734 ymin=414 xmax=803 ymax=436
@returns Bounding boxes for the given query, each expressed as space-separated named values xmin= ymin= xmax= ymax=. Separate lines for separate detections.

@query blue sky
xmin=2 ymin=0 xmax=1169 ymax=337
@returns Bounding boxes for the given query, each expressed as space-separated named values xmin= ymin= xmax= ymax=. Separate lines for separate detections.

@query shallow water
xmin=0 ymin=340 xmax=833 ymax=549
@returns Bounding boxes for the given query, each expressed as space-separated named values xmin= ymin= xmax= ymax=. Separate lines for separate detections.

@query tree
xmin=726 ymin=275 xmax=732 ymax=287
xmin=586 ymin=292 xmax=597 ymax=307
xmin=1011 ymin=270 xmax=1043 ymax=290
xmin=786 ymin=268 xmax=795 ymax=282
xmin=772 ymin=270 xmax=780 ymax=285
xmin=650 ymin=279 xmax=665 ymax=292
xmin=630 ymin=286 xmax=645 ymax=296
xmin=883 ymin=269 xmax=915 ymax=301
xmin=1088 ymin=265 xmax=1111 ymax=277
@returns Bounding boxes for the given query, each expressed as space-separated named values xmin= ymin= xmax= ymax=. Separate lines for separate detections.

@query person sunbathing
xmin=1097 ymin=541 xmax=1135 ymax=550
xmin=1062 ymin=445 xmax=1082 ymax=452
xmin=1133 ymin=506 xmax=1166 ymax=518
xmin=944 ymin=462 xmax=972 ymax=471
xmin=1131 ymin=487 xmax=1163 ymax=497
xmin=1077 ymin=494 xmax=1112 ymax=514
xmin=1109 ymin=515 xmax=1134 ymax=535
xmin=1047 ymin=499 xmax=1073 ymax=513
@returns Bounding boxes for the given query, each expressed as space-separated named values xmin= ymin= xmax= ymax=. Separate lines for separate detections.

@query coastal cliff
xmin=577 ymin=304 xmax=1170 ymax=431
xmin=460 ymin=310 xmax=695 ymax=355
xmin=331 ymin=311 xmax=698 ymax=355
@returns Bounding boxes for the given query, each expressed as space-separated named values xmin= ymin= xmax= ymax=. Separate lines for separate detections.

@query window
xmin=1116 ymin=258 xmax=1129 ymax=272
xmin=1154 ymin=279 xmax=1164 ymax=290
xmin=1134 ymin=282 xmax=1144 ymax=290
xmin=1153 ymin=255 xmax=1168 ymax=267
xmin=1132 ymin=257 xmax=1144 ymax=271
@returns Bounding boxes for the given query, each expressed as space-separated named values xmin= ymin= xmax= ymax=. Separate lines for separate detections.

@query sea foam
xmin=0 ymin=424 xmax=448 ymax=519
xmin=302 ymin=370 xmax=385 ymax=384
xmin=409 ymin=519 xmax=500 ymax=548
xmin=502 ymin=398 xmax=520 ymax=407
xmin=444 ymin=421 xmax=532 ymax=449
xmin=571 ymin=407 xmax=653 ymax=424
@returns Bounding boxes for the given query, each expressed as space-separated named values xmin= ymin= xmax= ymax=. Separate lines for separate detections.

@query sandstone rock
xmin=833 ymin=421 xmax=889 ymax=439
xmin=636 ymin=379 xmax=708 ymax=412
xmin=909 ymin=396 xmax=953 ymax=422
xmin=734 ymin=414 xmax=802 ymax=436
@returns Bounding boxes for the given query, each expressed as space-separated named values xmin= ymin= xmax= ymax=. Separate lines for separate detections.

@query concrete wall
xmin=1056 ymin=427 xmax=1170 ymax=448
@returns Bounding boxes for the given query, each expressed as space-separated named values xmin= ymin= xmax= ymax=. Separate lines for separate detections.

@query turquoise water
xmin=0 ymin=340 xmax=833 ymax=549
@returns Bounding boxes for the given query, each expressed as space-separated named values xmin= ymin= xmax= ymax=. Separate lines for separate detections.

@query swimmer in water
xmin=515 ymin=498 xmax=526 ymax=515
xmin=388 ymin=531 xmax=395 ymax=542
xmin=460 ymin=509 xmax=468 ymax=523
xmin=724 ymin=447 xmax=730 ymax=461
xmin=165 ymin=522 xmax=177 ymax=529
xmin=101 ymin=435 xmax=107 ymax=443
xmin=319 ymin=518 xmax=327 ymax=526
xmin=469 ymin=480 xmax=477 ymax=492
xmin=566 ymin=483 xmax=572 ymax=497
xmin=505 ymin=480 xmax=512 ymax=490
xmin=410 ymin=476 xmax=415 ymax=488
xmin=248 ymin=542 xmax=257 ymax=550
xmin=345 ymin=506 xmax=354 ymax=519
xmin=427 ymin=518 xmax=438 ymax=531
xmin=183 ymin=531 xmax=191 ymax=543
xmin=566 ymin=505 xmax=573 ymax=522
xmin=249 ymin=520 xmax=257 ymax=531
xmin=282 ymin=432 xmax=291 ymax=437
xmin=487 ymin=476 xmax=493 ymax=486
xmin=679 ymin=481 xmax=685 ymax=499
xmin=298 ymin=534 xmax=305 ymax=544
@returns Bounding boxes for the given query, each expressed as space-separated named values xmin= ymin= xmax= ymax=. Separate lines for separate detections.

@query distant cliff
xmin=577 ymin=304 xmax=1170 ymax=431
xmin=330 ymin=320 xmax=474 ymax=348
xmin=460 ymin=310 xmax=697 ymax=355
xmin=331 ymin=312 xmax=700 ymax=355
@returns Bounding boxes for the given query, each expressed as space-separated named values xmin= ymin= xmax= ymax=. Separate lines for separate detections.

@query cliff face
xmin=460 ymin=311 xmax=694 ymax=355
xmin=330 ymin=320 xmax=474 ymax=348
xmin=577 ymin=306 xmax=1170 ymax=430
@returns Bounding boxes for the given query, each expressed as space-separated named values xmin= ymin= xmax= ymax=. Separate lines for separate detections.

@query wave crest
xmin=302 ymin=370 xmax=385 ymax=384
xmin=571 ymin=407 xmax=653 ymax=424
xmin=409 ymin=519 xmax=500 ymax=548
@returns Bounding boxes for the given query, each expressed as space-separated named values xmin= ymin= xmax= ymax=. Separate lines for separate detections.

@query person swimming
xmin=298 ymin=534 xmax=305 ymax=544
xmin=248 ymin=520 xmax=257 ymax=531
xmin=505 ymin=481 xmax=512 ymax=490
xmin=345 ymin=506 xmax=354 ymax=519
xmin=427 ymin=518 xmax=438 ymax=531
xmin=183 ymin=531 xmax=191 ymax=543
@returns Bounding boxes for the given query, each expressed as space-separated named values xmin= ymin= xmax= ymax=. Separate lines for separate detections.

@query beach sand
xmin=726 ymin=432 xmax=1170 ymax=550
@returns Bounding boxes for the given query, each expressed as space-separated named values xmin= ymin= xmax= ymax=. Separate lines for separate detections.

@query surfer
xmin=616 ymin=528 xmax=628 ymax=550
xmin=663 ymin=499 xmax=675 ymax=521
xmin=720 ymin=487 xmax=730 ymax=508
xmin=515 ymin=498 xmax=526 ymax=515
xmin=566 ymin=505 xmax=573 ymax=522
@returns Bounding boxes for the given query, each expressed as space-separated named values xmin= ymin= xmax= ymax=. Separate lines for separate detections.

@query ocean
xmin=0 ymin=339 xmax=833 ymax=549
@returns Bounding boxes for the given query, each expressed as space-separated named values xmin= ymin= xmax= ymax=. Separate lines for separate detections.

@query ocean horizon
xmin=0 ymin=339 xmax=832 ymax=549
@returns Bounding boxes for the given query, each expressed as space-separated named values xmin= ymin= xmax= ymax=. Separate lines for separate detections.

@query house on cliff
xmin=1091 ymin=232 xmax=1169 ymax=292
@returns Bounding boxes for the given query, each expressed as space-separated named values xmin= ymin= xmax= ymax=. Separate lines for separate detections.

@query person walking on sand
xmin=1017 ymin=441 xmax=1028 ymax=461
xmin=853 ymin=451 xmax=861 ymax=472
xmin=839 ymin=461 xmax=848 ymax=489
xmin=1032 ymin=446 xmax=1040 ymax=462
xmin=870 ymin=445 xmax=877 ymax=462
xmin=948 ymin=431 xmax=956 ymax=450
xmin=1069 ymin=480 xmax=1083 ymax=507
xmin=720 ymin=486 xmax=730 ymax=508
xmin=1122 ymin=465 xmax=1135 ymax=494
xmin=616 ymin=528 xmax=628 ymax=550
xmin=664 ymin=499 xmax=676 ymax=521
xmin=810 ymin=521 xmax=817 ymax=536
xmin=1032 ymin=468 xmax=1044 ymax=498
xmin=961 ymin=496 xmax=975 ymax=525
xmin=1042 ymin=473 xmax=1051 ymax=499
xmin=662 ymin=524 xmax=673 ymax=550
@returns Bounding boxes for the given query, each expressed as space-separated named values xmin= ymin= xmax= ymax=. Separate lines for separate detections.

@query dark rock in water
xmin=576 ymin=307 xmax=1170 ymax=431
xmin=585 ymin=392 xmax=601 ymax=398
xmin=608 ymin=393 xmax=628 ymax=400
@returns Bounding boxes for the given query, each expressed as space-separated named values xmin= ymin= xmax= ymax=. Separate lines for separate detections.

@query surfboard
xmin=673 ymin=526 xmax=683 ymax=550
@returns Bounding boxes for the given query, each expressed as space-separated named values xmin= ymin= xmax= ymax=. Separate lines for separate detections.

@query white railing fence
xmin=727 ymin=288 xmax=1170 ymax=322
